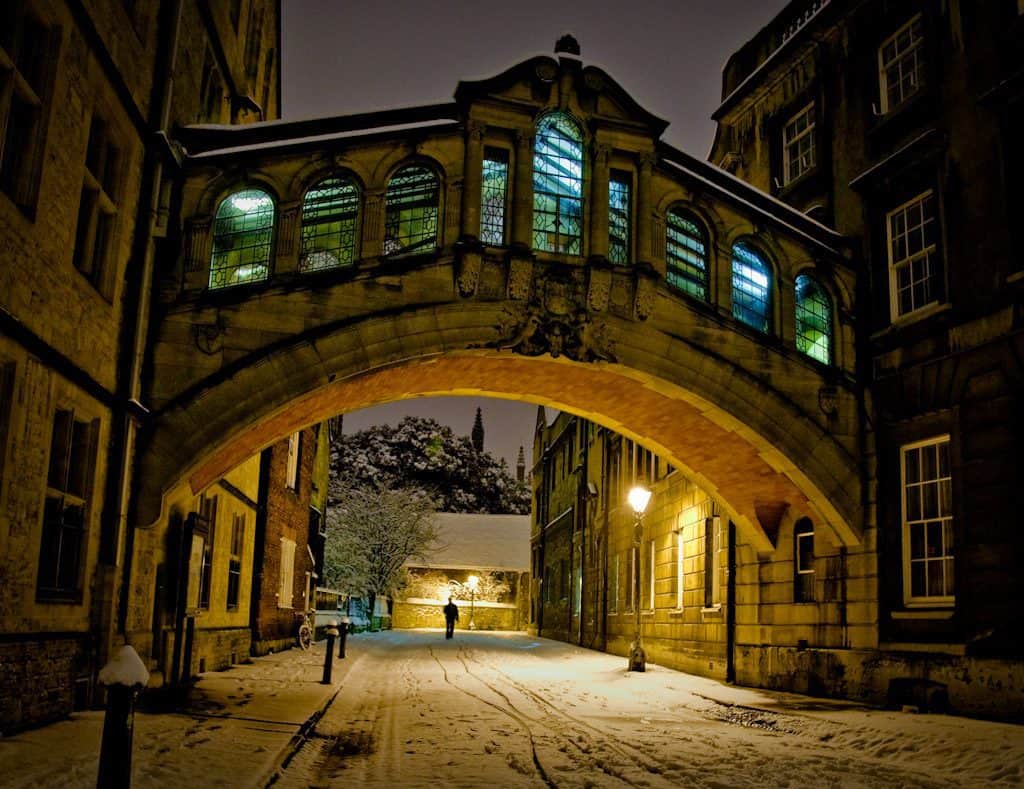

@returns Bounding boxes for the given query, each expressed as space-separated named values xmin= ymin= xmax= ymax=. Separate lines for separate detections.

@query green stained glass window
xmin=481 ymin=148 xmax=508 ymax=245
xmin=300 ymin=176 xmax=359 ymax=271
xmin=795 ymin=273 xmax=832 ymax=364
xmin=384 ymin=164 xmax=439 ymax=255
xmin=608 ymin=172 xmax=631 ymax=264
xmin=666 ymin=209 xmax=708 ymax=300
xmin=731 ymin=242 xmax=772 ymax=332
xmin=209 ymin=188 xmax=274 ymax=289
xmin=533 ymin=113 xmax=583 ymax=255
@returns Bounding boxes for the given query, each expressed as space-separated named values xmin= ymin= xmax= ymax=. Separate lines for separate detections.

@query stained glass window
xmin=481 ymin=148 xmax=508 ymax=245
xmin=209 ymin=188 xmax=274 ymax=289
xmin=731 ymin=242 xmax=772 ymax=332
xmin=795 ymin=273 xmax=832 ymax=364
xmin=300 ymin=176 xmax=359 ymax=271
xmin=533 ymin=113 xmax=583 ymax=255
xmin=384 ymin=164 xmax=439 ymax=255
xmin=608 ymin=171 xmax=631 ymax=264
xmin=666 ymin=209 xmax=708 ymax=300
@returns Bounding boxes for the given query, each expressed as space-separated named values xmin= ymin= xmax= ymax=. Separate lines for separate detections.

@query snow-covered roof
xmin=409 ymin=512 xmax=531 ymax=572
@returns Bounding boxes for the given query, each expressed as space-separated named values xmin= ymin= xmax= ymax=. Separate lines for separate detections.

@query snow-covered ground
xmin=277 ymin=630 xmax=1024 ymax=788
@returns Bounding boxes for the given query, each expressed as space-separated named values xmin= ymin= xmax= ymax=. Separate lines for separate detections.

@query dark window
xmin=795 ymin=274 xmax=832 ymax=364
xmin=300 ymin=176 xmax=359 ymax=271
xmin=481 ymin=148 xmax=508 ymax=245
xmin=794 ymin=517 xmax=815 ymax=603
xmin=209 ymin=189 xmax=275 ymax=289
xmin=72 ymin=114 xmax=120 ymax=299
xmin=887 ymin=190 xmax=941 ymax=320
xmin=226 ymin=513 xmax=244 ymax=610
xmin=533 ymin=113 xmax=583 ymax=255
xmin=731 ymin=242 xmax=772 ymax=332
xmin=38 ymin=410 xmax=98 ymax=599
xmin=198 ymin=495 xmax=217 ymax=610
xmin=666 ymin=209 xmax=709 ymax=300
xmin=384 ymin=165 xmax=439 ymax=255
xmin=0 ymin=6 xmax=51 ymax=212
xmin=608 ymin=171 xmax=632 ymax=264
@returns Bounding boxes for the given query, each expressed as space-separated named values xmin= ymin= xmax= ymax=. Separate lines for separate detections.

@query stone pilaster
xmin=636 ymin=152 xmax=656 ymax=266
xmin=589 ymin=143 xmax=611 ymax=262
xmin=275 ymin=201 xmax=301 ymax=273
xmin=512 ymin=130 xmax=534 ymax=250
xmin=362 ymin=190 xmax=384 ymax=260
xmin=461 ymin=121 xmax=486 ymax=241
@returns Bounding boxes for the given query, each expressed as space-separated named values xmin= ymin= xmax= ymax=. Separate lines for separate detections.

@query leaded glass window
xmin=384 ymin=164 xmax=439 ymax=255
xmin=666 ymin=209 xmax=709 ymax=300
xmin=481 ymin=148 xmax=508 ymax=245
xmin=608 ymin=171 xmax=631 ymax=264
xmin=209 ymin=189 xmax=274 ymax=289
xmin=731 ymin=242 xmax=772 ymax=332
xmin=299 ymin=176 xmax=359 ymax=271
xmin=795 ymin=274 xmax=832 ymax=364
xmin=533 ymin=113 xmax=583 ymax=255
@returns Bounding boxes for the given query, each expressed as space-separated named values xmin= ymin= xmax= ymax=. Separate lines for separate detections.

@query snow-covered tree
xmin=323 ymin=482 xmax=442 ymax=618
xmin=329 ymin=416 xmax=530 ymax=514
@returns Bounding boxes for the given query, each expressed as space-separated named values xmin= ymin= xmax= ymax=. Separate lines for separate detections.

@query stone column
xmin=461 ymin=121 xmax=486 ymax=242
xmin=636 ymin=152 xmax=656 ymax=265
xmin=362 ymin=190 xmax=385 ymax=260
xmin=589 ymin=143 xmax=611 ymax=262
xmin=275 ymin=200 xmax=301 ymax=274
xmin=511 ymin=129 xmax=534 ymax=251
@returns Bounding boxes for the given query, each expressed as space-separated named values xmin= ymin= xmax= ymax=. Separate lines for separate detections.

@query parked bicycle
xmin=296 ymin=610 xmax=314 ymax=650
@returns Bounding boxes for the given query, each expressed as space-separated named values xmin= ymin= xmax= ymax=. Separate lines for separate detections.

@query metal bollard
xmin=321 ymin=627 xmax=338 ymax=684
xmin=97 ymin=645 xmax=149 ymax=789
xmin=337 ymin=624 xmax=348 ymax=659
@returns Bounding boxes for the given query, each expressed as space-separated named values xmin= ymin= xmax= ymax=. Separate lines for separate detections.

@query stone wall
xmin=0 ymin=636 xmax=88 ymax=735
xmin=393 ymin=600 xmax=521 ymax=632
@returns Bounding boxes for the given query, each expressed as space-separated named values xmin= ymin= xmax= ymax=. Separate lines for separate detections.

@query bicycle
xmin=296 ymin=610 xmax=314 ymax=650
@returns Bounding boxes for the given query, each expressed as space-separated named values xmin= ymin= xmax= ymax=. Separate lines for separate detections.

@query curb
xmin=261 ymin=685 xmax=341 ymax=787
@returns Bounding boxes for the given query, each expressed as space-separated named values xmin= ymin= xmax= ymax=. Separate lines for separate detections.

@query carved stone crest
xmin=507 ymin=257 xmax=533 ymax=301
xmin=818 ymin=385 xmax=839 ymax=417
xmin=193 ymin=315 xmax=226 ymax=355
xmin=587 ymin=267 xmax=611 ymax=312
xmin=457 ymin=250 xmax=482 ymax=297
xmin=494 ymin=306 xmax=615 ymax=363
xmin=634 ymin=272 xmax=657 ymax=320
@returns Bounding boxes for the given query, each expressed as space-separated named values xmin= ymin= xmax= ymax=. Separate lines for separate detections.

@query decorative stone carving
xmin=592 ymin=142 xmax=612 ymax=167
xmin=587 ymin=266 xmax=611 ymax=312
xmin=183 ymin=218 xmax=212 ymax=273
xmin=192 ymin=315 xmax=226 ymax=355
xmin=457 ymin=249 xmax=482 ymax=297
xmin=818 ymin=385 xmax=839 ymax=417
xmin=507 ymin=257 xmax=533 ymax=300
xmin=634 ymin=269 xmax=657 ymax=320
xmin=467 ymin=120 xmax=487 ymax=141
xmin=495 ymin=305 xmax=614 ymax=363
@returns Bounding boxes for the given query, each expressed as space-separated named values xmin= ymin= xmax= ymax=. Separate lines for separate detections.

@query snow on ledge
xmin=98 ymin=645 xmax=150 ymax=687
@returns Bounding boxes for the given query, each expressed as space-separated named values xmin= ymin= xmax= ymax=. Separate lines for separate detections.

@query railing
xmin=781 ymin=0 xmax=831 ymax=45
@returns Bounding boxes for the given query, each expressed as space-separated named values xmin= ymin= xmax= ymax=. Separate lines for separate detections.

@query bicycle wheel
xmin=298 ymin=623 xmax=313 ymax=650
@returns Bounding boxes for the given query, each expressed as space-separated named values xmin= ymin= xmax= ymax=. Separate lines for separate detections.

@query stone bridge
xmin=141 ymin=46 xmax=861 ymax=553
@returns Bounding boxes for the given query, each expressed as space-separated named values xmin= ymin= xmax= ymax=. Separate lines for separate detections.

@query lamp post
xmin=627 ymin=485 xmax=652 ymax=672
xmin=467 ymin=574 xmax=479 ymax=630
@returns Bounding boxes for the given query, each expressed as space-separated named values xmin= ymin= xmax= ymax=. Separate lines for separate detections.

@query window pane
xmin=300 ymin=177 xmax=359 ymax=271
xmin=384 ymin=165 xmax=439 ymax=255
xmin=209 ymin=189 xmax=275 ymax=289
xmin=533 ymin=113 xmax=583 ymax=255
xmin=666 ymin=209 xmax=708 ymax=300
xmin=608 ymin=173 xmax=631 ymax=264
xmin=481 ymin=150 xmax=508 ymax=246
xmin=731 ymin=242 xmax=772 ymax=332
xmin=794 ymin=274 xmax=832 ymax=363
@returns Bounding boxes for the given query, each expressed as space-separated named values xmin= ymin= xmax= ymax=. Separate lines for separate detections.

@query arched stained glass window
xmin=731 ymin=242 xmax=772 ymax=332
xmin=384 ymin=164 xmax=439 ymax=255
xmin=209 ymin=188 xmax=274 ymax=289
xmin=299 ymin=176 xmax=360 ymax=271
xmin=533 ymin=113 xmax=583 ymax=255
xmin=795 ymin=273 xmax=832 ymax=364
xmin=666 ymin=209 xmax=709 ymax=300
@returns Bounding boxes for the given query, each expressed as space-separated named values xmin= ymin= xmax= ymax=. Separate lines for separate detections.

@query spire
xmin=516 ymin=445 xmax=526 ymax=483
xmin=471 ymin=407 xmax=484 ymax=453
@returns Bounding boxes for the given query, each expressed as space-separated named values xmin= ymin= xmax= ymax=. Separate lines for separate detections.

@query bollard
xmin=321 ymin=627 xmax=338 ymax=684
xmin=337 ymin=621 xmax=348 ymax=659
xmin=97 ymin=645 xmax=149 ymax=789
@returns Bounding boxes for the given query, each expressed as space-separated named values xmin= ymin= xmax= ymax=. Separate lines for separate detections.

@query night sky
xmin=280 ymin=0 xmax=788 ymax=469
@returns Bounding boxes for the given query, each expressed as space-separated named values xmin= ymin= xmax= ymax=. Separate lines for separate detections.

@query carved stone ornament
xmin=457 ymin=250 xmax=482 ymax=297
xmin=634 ymin=273 xmax=657 ymax=320
xmin=192 ymin=314 xmax=226 ymax=356
xmin=507 ymin=258 xmax=533 ymax=301
xmin=818 ymin=385 xmax=839 ymax=417
xmin=494 ymin=305 xmax=615 ymax=363
xmin=587 ymin=267 xmax=611 ymax=312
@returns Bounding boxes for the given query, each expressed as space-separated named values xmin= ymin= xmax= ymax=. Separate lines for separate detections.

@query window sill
xmin=890 ymin=609 xmax=953 ymax=620
xmin=701 ymin=605 xmax=722 ymax=615
xmin=668 ymin=608 xmax=685 ymax=616
xmin=873 ymin=302 xmax=951 ymax=340
xmin=35 ymin=591 xmax=85 ymax=605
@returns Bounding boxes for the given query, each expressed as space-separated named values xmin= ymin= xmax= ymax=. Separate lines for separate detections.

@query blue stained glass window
xmin=384 ymin=164 xmax=439 ymax=255
xmin=608 ymin=172 xmax=631 ymax=264
xmin=300 ymin=177 xmax=360 ymax=271
xmin=731 ymin=242 xmax=772 ymax=332
xmin=666 ymin=209 xmax=708 ymax=300
xmin=795 ymin=273 xmax=832 ymax=364
xmin=533 ymin=113 xmax=583 ymax=255
xmin=481 ymin=149 xmax=508 ymax=245
xmin=209 ymin=188 xmax=274 ymax=289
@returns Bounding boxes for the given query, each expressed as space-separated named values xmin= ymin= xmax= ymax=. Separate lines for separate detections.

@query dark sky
xmin=280 ymin=0 xmax=788 ymax=468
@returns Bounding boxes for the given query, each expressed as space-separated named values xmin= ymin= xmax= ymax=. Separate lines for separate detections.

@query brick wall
xmin=0 ymin=636 xmax=88 ymax=735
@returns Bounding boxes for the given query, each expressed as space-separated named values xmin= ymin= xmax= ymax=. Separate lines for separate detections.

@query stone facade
xmin=392 ymin=600 xmax=521 ymax=632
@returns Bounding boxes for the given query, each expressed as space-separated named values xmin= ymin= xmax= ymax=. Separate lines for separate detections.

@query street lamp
xmin=467 ymin=574 xmax=479 ymax=630
xmin=628 ymin=485 xmax=652 ymax=672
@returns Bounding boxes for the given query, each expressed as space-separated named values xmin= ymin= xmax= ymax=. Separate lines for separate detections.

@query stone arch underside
xmin=138 ymin=302 xmax=863 ymax=554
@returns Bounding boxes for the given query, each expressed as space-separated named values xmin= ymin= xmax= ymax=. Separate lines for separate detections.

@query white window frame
xmin=285 ymin=431 xmax=300 ymax=490
xmin=878 ymin=15 xmax=925 ymax=114
xmin=901 ymin=436 xmax=954 ymax=607
xmin=609 ymin=553 xmax=619 ymax=613
xmin=675 ymin=528 xmax=684 ymax=610
xmin=703 ymin=516 xmax=721 ymax=609
xmin=887 ymin=190 xmax=940 ymax=322
xmin=782 ymin=103 xmax=816 ymax=185
xmin=278 ymin=537 xmax=296 ymax=608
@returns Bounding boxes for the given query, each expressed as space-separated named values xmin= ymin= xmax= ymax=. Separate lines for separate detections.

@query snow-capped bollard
xmin=337 ymin=616 xmax=349 ymax=659
xmin=96 ymin=645 xmax=149 ymax=789
xmin=322 ymin=626 xmax=339 ymax=684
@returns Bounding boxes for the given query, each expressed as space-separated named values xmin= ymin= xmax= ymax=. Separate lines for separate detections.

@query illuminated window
xmin=608 ymin=171 xmax=631 ymax=264
xmin=209 ymin=189 xmax=275 ymax=289
xmin=286 ymin=431 xmax=300 ymax=490
xmin=888 ymin=190 xmax=941 ymax=320
xmin=731 ymin=242 xmax=772 ymax=332
xmin=481 ymin=148 xmax=508 ymax=245
xmin=300 ymin=177 xmax=359 ymax=271
xmin=879 ymin=16 xmax=925 ymax=113
xmin=226 ymin=513 xmax=244 ymax=610
xmin=795 ymin=274 xmax=832 ymax=364
xmin=533 ymin=113 xmax=583 ymax=255
xmin=902 ymin=437 xmax=954 ymax=604
xmin=666 ymin=209 xmax=709 ymax=300
xmin=703 ymin=516 xmax=721 ymax=608
xmin=384 ymin=164 xmax=439 ymax=255
xmin=794 ymin=518 xmax=815 ymax=603
xmin=782 ymin=104 xmax=815 ymax=184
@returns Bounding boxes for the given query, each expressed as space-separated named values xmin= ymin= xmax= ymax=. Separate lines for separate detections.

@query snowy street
xmin=275 ymin=631 xmax=1024 ymax=788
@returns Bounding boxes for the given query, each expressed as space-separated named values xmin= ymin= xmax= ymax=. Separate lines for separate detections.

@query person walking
xmin=443 ymin=597 xmax=459 ymax=639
